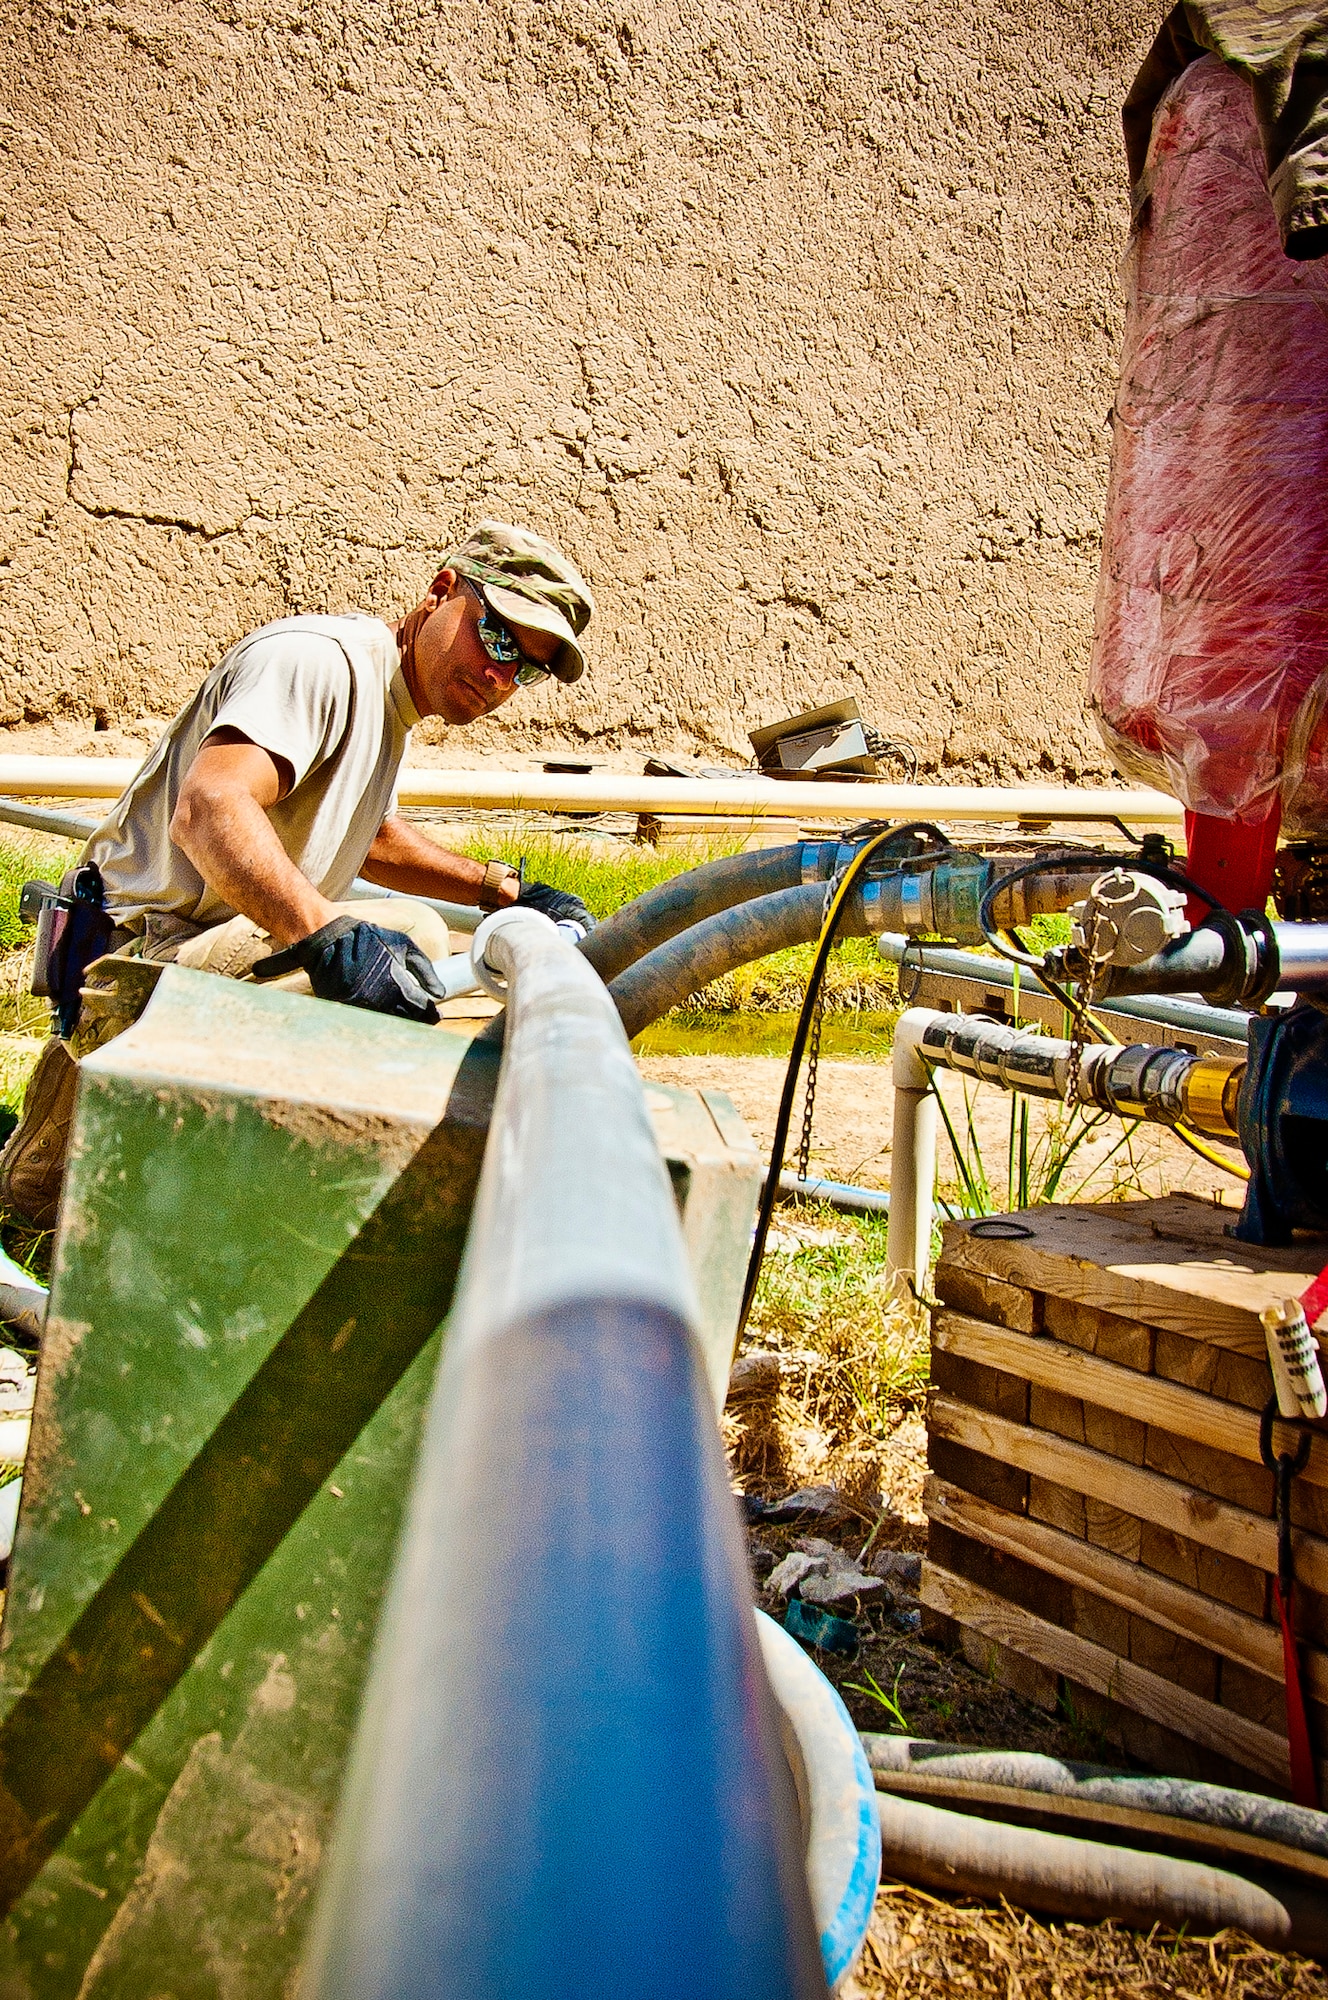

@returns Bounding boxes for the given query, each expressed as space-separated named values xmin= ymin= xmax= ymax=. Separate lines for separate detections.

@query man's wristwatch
xmin=476 ymin=860 xmax=520 ymax=910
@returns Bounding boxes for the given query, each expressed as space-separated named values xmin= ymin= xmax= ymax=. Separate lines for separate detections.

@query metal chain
xmin=797 ymin=980 xmax=825 ymax=1185
xmin=794 ymin=870 xmax=844 ymax=1185
xmin=1064 ymin=905 xmax=1104 ymax=1112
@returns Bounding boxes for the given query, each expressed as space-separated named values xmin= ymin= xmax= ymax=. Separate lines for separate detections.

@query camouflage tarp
xmin=1125 ymin=4 xmax=1328 ymax=254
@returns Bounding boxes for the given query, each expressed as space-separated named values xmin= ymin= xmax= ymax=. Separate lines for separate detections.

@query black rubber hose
xmin=607 ymin=881 xmax=876 ymax=1041
xmin=581 ymin=844 xmax=811 ymax=986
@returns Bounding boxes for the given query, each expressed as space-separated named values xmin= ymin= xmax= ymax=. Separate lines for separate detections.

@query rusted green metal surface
xmin=0 ymin=967 xmax=759 ymax=1995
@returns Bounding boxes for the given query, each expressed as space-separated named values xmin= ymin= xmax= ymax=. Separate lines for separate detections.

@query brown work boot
xmin=0 ymin=1037 xmax=78 ymax=1230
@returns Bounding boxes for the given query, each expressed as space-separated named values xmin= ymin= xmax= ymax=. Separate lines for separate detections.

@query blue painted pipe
xmin=303 ymin=911 xmax=827 ymax=2000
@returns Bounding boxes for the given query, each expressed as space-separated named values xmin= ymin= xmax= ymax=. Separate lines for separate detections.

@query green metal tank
xmin=0 ymin=967 xmax=760 ymax=1996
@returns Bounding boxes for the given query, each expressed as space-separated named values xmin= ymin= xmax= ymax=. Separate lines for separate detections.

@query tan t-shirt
xmin=85 ymin=614 xmax=420 ymax=929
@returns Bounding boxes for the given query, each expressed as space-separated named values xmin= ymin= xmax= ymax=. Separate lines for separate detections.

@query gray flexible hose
xmin=875 ymin=1793 xmax=1323 ymax=1952
xmin=861 ymin=1737 xmax=1328 ymax=1858
xmin=582 ymin=845 xmax=810 ymax=985
xmin=608 ymin=881 xmax=876 ymax=1040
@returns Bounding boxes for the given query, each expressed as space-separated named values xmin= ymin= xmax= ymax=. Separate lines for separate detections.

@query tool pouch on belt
xmin=27 ymin=864 xmax=114 ymax=1040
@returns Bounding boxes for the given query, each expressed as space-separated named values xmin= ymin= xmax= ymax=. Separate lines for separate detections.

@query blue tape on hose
xmin=756 ymin=1609 xmax=882 ymax=1989
xmin=818 ymin=1676 xmax=883 ymax=1987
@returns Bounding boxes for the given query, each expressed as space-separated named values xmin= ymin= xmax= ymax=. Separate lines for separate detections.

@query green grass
xmin=636 ymin=1008 xmax=898 ymax=1060
xmin=749 ymin=1207 xmax=930 ymax=1421
xmin=0 ymin=834 xmax=70 ymax=951
xmin=449 ymin=829 xmax=900 ymax=1016
xmin=448 ymin=831 xmax=747 ymax=922
xmin=932 ymin=1072 xmax=1151 ymax=1219
xmin=727 ymin=1202 xmax=929 ymax=1503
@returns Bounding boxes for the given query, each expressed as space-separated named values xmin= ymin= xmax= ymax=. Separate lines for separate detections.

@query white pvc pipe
xmin=885 ymin=1008 xmax=940 ymax=1296
xmin=0 ymin=756 xmax=1184 ymax=825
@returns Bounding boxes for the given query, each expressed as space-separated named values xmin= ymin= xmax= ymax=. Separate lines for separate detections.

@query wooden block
xmin=1145 ymin=1430 xmax=1272 ymax=1515
xmin=934 ymin=1263 xmax=1041 ymax=1333
xmin=924 ymin=1475 xmax=1328 ymax=1705
xmin=1084 ymin=1499 xmax=1142 ymax=1562
xmin=929 ymin=1520 xmax=1072 ymax=1630
xmin=920 ymin=1603 xmax=958 ymax=1649
xmin=1219 ymin=1658 xmax=1287 ymax=1736
xmin=1029 ymin=1475 xmax=1085 ymax=1539
xmin=940 ymin=1198 xmax=1319 ymax=1356
xmin=1153 ymin=1329 xmax=1270 ymax=1413
xmin=927 ymin=1434 xmax=1029 ymax=1517
xmin=929 ymin=1395 xmax=1328 ymax=1596
xmin=931 ymin=1311 xmax=1328 ymax=1488
xmin=944 ymin=1605 xmax=1060 ymax=1712
xmin=1139 ymin=1523 xmax=1267 ymax=1619
xmin=1059 ymin=1677 xmax=1278 ymax=1794
xmin=1295 ymin=1481 xmax=1328 ymax=1540
xmin=921 ymin=1561 xmax=1291 ymax=1786
xmin=1128 ymin=1615 xmax=1218 ymax=1701
xmin=1083 ymin=1405 xmax=1147 ymax=1466
xmin=931 ymin=1349 xmax=1028 ymax=1424
xmin=1029 ymin=1383 xmax=1084 ymax=1444
xmin=1069 ymin=1586 xmax=1129 ymax=1658
xmin=1301 ymin=1584 xmax=1328 ymax=1652
xmin=1043 ymin=1294 xmax=1154 ymax=1372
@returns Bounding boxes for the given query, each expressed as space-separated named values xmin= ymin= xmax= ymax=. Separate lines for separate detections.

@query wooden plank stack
xmin=923 ymin=1195 xmax=1328 ymax=1797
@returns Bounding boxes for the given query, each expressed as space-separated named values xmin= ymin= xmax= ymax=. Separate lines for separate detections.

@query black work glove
xmin=252 ymin=916 xmax=446 ymax=1024
xmin=516 ymin=880 xmax=596 ymax=932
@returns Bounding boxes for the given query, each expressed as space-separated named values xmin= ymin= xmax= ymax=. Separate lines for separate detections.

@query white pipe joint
xmin=468 ymin=906 xmax=560 ymax=1000
xmin=885 ymin=1009 xmax=943 ymax=1296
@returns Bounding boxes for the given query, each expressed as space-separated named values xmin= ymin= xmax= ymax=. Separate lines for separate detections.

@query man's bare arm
xmin=170 ymin=735 xmax=337 ymax=947
xmin=361 ymin=815 xmax=519 ymax=907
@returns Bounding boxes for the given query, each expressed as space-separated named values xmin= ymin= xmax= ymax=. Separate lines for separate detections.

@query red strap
xmin=1274 ymin=1579 xmax=1320 ymax=1808
xmin=1299 ymin=1260 xmax=1328 ymax=1333
xmin=1182 ymin=805 xmax=1280 ymax=925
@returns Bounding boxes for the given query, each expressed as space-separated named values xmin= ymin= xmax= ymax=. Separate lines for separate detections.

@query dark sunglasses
xmin=463 ymin=578 xmax=554 ymax=686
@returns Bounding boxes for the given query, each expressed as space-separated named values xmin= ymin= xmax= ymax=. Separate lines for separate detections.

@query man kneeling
xmin=1 ymin=521 xmax=595 ymax=1227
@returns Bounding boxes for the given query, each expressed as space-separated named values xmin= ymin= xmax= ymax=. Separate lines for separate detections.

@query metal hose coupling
xmin=916 ymin=1012 xmax=1244 ymax=1137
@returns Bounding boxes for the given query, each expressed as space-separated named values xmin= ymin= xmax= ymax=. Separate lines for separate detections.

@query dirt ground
xmin=638 ymin=1051 xmax=1246 ymax=1208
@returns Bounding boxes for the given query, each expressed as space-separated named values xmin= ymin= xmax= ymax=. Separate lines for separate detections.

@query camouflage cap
xmin=443 ymin=520 xmax=595 ymax=684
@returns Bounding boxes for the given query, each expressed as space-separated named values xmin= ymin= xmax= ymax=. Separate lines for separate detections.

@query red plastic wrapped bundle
xmin=1091 ymin=55 xmax=1328 ymax=876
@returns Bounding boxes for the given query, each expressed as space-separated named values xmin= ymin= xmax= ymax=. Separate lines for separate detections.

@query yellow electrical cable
xmin=1173 ymin=1122 xmax=1251 ymax=1180
xmin=739 ymin=821 xmax=917 ymax=1334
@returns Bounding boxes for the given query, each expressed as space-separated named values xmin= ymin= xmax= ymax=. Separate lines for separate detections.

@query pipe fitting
xmin=1181 ymin=1056 xmax=1246 ymax=1137
xmin=469 ymin=906 xmax=558 ymax=999
xmin=892 ymin=1007 xmax=941 ymax=1091
xmin=898 ymin=1007 xmax=1243 ymax=1142
xmin=800 ymin=840 xmax=856 ymax=885
xmin=865 ymin=855 xmax=993 ymax=940
xmin=1089 ymin=1043 xmax=1191 ymax=1122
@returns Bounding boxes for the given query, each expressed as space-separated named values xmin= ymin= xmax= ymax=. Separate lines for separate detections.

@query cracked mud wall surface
xmin=1 ymin=0 xmax=1157 ymax=775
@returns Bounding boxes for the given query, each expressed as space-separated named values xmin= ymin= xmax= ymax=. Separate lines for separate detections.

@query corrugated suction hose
xmin=608 ymin=882 xmax=878 ymax=1040
xmin=583 ymin=845 xmax=810 ymax=986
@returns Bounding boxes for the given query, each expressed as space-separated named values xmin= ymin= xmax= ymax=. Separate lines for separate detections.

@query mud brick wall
xmin=0 ymin=0 xmax=1158 ymax=767
xmin=923 ymin=1197 xmax=1328 ymax=1797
